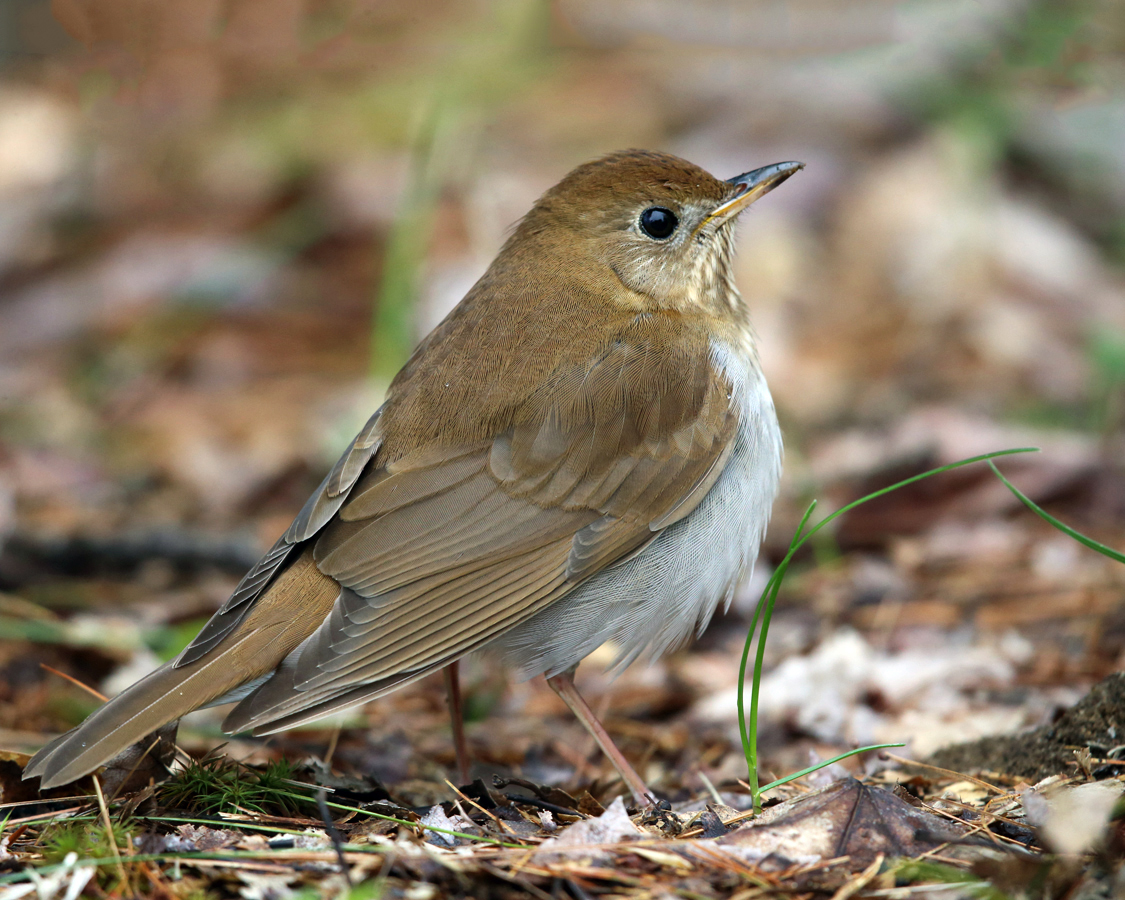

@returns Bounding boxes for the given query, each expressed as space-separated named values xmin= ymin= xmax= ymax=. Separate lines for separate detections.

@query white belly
xmin=492 ymin=340 xmax=783 ymax=678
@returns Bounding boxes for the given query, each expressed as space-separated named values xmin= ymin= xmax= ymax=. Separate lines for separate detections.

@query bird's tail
xmin=24 ymin=624 xmax=284 ymax=789
xmin=24 ymin=548 xmax=340 ymax=789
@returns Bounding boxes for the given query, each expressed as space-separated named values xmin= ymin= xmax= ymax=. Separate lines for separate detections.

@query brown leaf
xmin=720 ymin=778 xmax=979 ymax=870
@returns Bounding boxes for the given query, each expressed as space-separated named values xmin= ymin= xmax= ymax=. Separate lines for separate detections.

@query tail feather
xmin=25 ymin=623 xmax=287 ymax=789
xmin=24 ymin=548 xmax=340 ymax=790
xmin=22 ymin=732 xmax=70 ymax=778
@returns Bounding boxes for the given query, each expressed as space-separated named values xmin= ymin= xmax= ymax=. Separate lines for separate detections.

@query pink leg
xmin=546 ymin=670 xmax=653 ymax=806
xmin=443 ymin=661 xmax=471 ymax=784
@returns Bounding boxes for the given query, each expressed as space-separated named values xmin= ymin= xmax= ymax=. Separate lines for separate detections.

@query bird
xmin=25 ymin=149 xmax=799 ymax=803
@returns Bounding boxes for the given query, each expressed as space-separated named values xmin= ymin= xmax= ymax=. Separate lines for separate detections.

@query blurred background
xmin=1 ymin=0 xmax=1124 ymax=795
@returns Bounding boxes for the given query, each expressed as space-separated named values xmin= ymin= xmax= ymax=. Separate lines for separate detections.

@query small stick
xmin=445 ymin=780 xmax=516 ymax=836
xmin=880 ymin=753 xmax=1008 ymax=795
xmin=323 ymin=724 xmax=342 ymax=768
xmin=92 ymin=775 xmax=128 ymax=888
xmin=108 ymin=734 xmax=165 ymax=803
xmin=316 ymin=788 xmax=352 ymax=887
xmin=40 ymin=664 xmax=107 ymax=701
xmin=697 ymin=769 xmax=724 ymax=806
xmin=828 ymin=853 xmax=884 ymax=900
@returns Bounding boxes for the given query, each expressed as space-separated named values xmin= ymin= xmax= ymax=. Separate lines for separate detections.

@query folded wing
xmin=225 ymin=327 xmax=739 ymax=732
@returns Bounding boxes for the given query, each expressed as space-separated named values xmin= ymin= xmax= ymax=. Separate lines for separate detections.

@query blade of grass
xmin=738 ymin=500 xmax=817 ymax=801
xmin=744 ymin=565 xmax=787 ymax=809
xmin=10 ymin=788 xmax=540 ymax=884
xmin=758 ymin=742 xmax=905 ymax=794
xmin=19 ymin=810 xmax=359 ymax=839
xmin=148 ymin=815 xmax=326 ymax=837
xmin=989 ymin=460 xmax=1124 ymax=563
xmin=0 ymin=848 xmax=391 ymax=886
xmin=15 ymin=785 xmax=525 ymax=860
xmin=738 ymin=447 xmax=1038 ymax=810
xmin=273 ymin=788 xmax=529 ymax=848
xmin=370 ymin=99 xmax=451 ymax=379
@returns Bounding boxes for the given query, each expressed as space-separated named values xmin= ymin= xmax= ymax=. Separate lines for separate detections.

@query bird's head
xmin=512 ymin=149 xmax=803 ymax=315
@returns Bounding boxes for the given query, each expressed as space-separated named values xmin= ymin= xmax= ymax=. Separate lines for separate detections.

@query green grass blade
xmin=738 ymin=500 xmax=816 ymax=802
xmin=734 ymin=586 xmax=766 ymax=794
xmin=989 ymin=460 xmax=1125 ymax=564
xmin=744 ymin=565 xmax=785 ymax=807
xmin=0 ymin=848 xmax=391 ymax=885
xmin=758 ymin=743 xmax=905 ymax=794
xmin=796 ymin=448 xmax=1037 ymax=545
xmin=738 ymin=504 xmax=815 ymax=766
xmin=737 ymin=447 xmax=1038 ymax=808
xmin=273 ymin=789 xmax=528 ymax=848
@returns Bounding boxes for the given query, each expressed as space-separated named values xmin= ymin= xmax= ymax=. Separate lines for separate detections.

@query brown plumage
xmin=25 ymin=150 xmax=801 ymax=800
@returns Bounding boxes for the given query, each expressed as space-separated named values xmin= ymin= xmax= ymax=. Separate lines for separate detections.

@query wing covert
xmin=226 ymin=322 xmax=742 ymax=730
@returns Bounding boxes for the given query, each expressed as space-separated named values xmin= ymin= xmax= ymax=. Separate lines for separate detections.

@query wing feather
xmin=224 ymin=543 xmax=574 ymax=730
xmin=223 ymin=316 xmax=742 ymax=732
xmin=177 ymin=407 xmax=385 ymax=666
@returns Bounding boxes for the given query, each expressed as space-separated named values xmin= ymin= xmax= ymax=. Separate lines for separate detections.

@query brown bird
xmin=25 ymin=150 xmax=799 ymax=802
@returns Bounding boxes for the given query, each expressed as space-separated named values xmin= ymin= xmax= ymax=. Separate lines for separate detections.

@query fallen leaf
xmin=720 ymin=778 xmax=979 ymax=869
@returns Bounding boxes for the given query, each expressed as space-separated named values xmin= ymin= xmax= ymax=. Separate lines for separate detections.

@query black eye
xmin=639 ymin=207 xmax=678 ymax=240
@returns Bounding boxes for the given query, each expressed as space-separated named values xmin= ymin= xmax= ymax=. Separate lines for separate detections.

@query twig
xmin=0 ymin=795 xmax=93 ymax=811
xmin=3 ymin=805 xmax=92 ymax=827
xmin=829 ymin=853 xmax=884 ymax=900
xmin=479 ymin=862 xmax=554 ymax=900
xmin=445 ymin=780 xmax=516 ymax=836
xmin=880 ymin=754 xmax=1008 ymax=795
xmin=39 ymin=665 xmax=108 ymax=701
xmin=927 ymin=796 xmax=1031 ymax=847
xmin=323 ymin=725 xmax=341 ymax=769
xmin=108 ymin=734 xmax=166 ymax=802
xmin=92 ymin=775 xmax=128 ymax=888
xmin=860 ymin=886 xmax=975 ymax=898
xmin=316 ymin=788 xmax=351 ymax=887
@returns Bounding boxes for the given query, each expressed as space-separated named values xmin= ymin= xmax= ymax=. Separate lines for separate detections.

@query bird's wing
xmin=224 ymin=331 xmax=740 ymax=732
xmin=176 ymin=407 xmax=384 ymax=664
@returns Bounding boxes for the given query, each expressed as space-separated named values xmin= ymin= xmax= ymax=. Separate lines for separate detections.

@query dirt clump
xmin=929 ymin=673 xmax=1125 ymax=782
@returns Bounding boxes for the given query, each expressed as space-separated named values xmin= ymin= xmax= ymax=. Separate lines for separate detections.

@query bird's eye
xmin=639 ymin=207 xmax=678 ymax=240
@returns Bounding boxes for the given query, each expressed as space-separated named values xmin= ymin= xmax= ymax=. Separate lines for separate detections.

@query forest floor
xmin=3 ymin=1 xmax=1125 ymax=896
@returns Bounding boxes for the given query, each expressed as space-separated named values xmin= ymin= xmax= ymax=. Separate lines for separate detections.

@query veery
xmin=26 ymin=150 xmax=801 ymax=803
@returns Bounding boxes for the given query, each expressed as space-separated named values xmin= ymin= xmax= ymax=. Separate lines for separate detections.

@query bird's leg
xmin=443 ymin=661 xmax=471 ymax=784
xmin=546 ymin=670 xmax=653 ymax=806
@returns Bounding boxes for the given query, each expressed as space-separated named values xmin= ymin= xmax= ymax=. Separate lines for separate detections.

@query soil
xmin=928 ymin=673 xmax=1125 ymax=782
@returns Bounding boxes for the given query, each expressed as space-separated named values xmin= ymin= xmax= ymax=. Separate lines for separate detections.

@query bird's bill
xmin=703 ymin=160 xmax=805 ymax=228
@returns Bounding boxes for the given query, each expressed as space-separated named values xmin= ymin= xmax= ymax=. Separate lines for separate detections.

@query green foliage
xmin=341 ymin=880 xmax=385 ymax=900
xmin=990 ymin=460 xmax=1125 ymax=564
xmin=737 ymin=448 xmax=1037 ymax=808
xmin=1104 ymin=216 xmax=1125 ymax=267
xmin=370 ymin=0 xmax=554 ymax=377
xmin=736 ymin=444 xmax=1120 ymax=810
xmin=157 ymin=755 xmax=312 ymax=817
xmin=905 ymin=0 xmax=1091 ymax=135
xmin=40 ymin=818 xmax=133 ymax=866
xmin=463 ymin=683 xmax=505 ymax=724
xmin=46 ymin=693 xmax=102 ymax=730
xmin=892 ymin=860 xmax=1009 ymax=899
xmin=145 ymin=617 xmax=212 ymax=663
xmin=1088 ymin=328 xmax=1125 ymax=434
xmin=179 ymin=886 xmax=222 ymax=900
